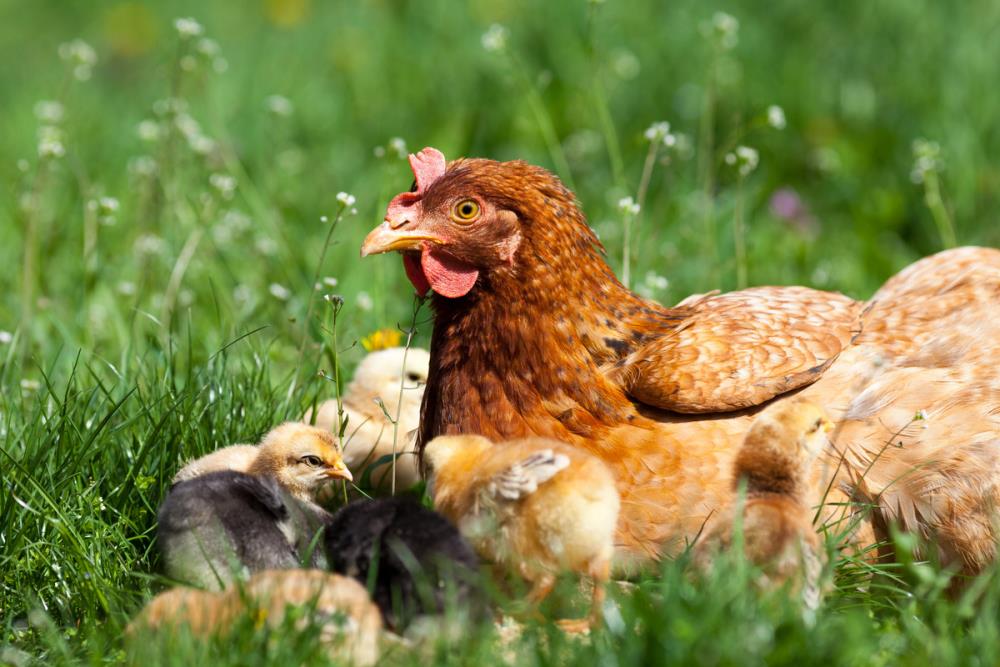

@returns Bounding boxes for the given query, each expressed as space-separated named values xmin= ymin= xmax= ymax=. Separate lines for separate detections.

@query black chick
xmin=158 ymin=471 xmax=330 ymax=590
xmin=324 ymin=497 xmax=486 ymax=631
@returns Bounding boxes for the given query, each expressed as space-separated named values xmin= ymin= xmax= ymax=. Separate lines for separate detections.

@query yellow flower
xmin=361 ymin=328 xmax=401 ymax=352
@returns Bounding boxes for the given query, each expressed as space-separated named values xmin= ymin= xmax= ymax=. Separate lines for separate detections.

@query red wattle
xmin=403 ymin=253 xmax=431 ymax=297
xmin=421 ymin=248 xmax=479 ymax=298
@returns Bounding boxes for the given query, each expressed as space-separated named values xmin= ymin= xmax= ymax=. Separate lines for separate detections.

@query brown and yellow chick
xmin=424 ymin=434 xmax=619 ymax=632
xmin=693 ymin=397 xmax=832 ymax=607
xmin=247 ymin=422 xmax=353 ymax=501
xmin=127 ymin=570 xmax=383 ymax=666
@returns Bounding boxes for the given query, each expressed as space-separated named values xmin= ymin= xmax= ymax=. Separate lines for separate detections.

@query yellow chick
xmin=693 ymin=397 xmax=831 ymax=607
xmin=306 ymin=347 xmax=429 ymax=491
xmin=172 ymin=423 xmax=353 ymax=497
xmin=127 ymin=570 xmax=383 ymax=666
xmin=423 ymin=434 xmax=619 ymax=632
xmin=247 ymin=422 xmax=353 ymax=501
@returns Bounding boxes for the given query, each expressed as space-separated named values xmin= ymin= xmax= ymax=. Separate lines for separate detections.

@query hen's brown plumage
xmin=361 ymin=147 xmax=1000 ymax=574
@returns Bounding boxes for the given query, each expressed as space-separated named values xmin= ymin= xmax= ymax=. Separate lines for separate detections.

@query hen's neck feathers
xmin=420 ymin=165 xmax=686 ymax=445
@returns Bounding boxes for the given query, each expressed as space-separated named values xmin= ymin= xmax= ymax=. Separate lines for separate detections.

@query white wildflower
xmin=174 ymin=17 xmax=204 ymax=39
xmin=336 ymin=192 xmax=356 ymax=207
xmin=189 ymin=134 xmax=216 ymax=155
xmin=137 ymin=119 xmax=161 ymax=142
xmin=152 ymin=97 xmax=187 ymax=117
xmin=611 ymin=49 xmax=640 ymax=80
xmin=134 ymin=234 xmax=165 ymax=255
xmin=389 ymin=137 xmax=408 ymax=159
xmin=266 ymin=95 xmax=293 ymax=117
xmin=725 ymin=145 xmax=759 ymax=176
xmin=767 ymin=105 xmax=786 ymax=130
xmin=704 ymin=11 xmax=739 ymax=50
xmin=0 ymin=331 xmax=12 ymax=344
xmin=373 ymin=146 xmax=386 ymax=158
xmin=34 ymin=101 xmax=65 ymax=124
xmin=196 ymin=38 xmax=220 ymax=57
xmin=93 ymin=196 xmax=119 ymax=225
xmin=221 ymin=209 xmax=251 ymax=232
xmin=268 ymin=283 xmax=291 ymax=301
xmin=20 ymin=379 xmax=41 ymax=393
xmin=37 ymin=125 xmax=65 ymax=159
xmin=233 ymin=284 xmax=253 ymax=304
xmin=255 ymin=237 xmax=279 ymax=256
xmin=209 ymin=173 xmax=236 ymax=199
xmin=356 ymin=291 xmax=374 ymax=312
xmin=910 ymin=138 xmax=941 ymax=184
xmin=617 ymin=196 xmax=640 ymax=216
xmin=180 ymin=55 xmax=197 ymax=72
xmin=481 ymin=24 xmax=509 ymax=53
xmin=643 ymin=121 xmax=676 ymax=148
xmin=644 ymin=271 xmax=669 ymax=291
xmin=58 ymin=39 xmax=97 ymax=80
xmin=128 ymin=155 xmax=158 ymax=178
xmin=323 ymin=277 xmax=338 ymax=288
xmin=117 ymin=281 xmax=137 ymax=296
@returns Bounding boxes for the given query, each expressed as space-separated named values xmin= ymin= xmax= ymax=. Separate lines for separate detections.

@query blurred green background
xmin=3 ymin=2 xmax=1000 ymax=663
xmin=2 ymin=0 xmax=999 ymax=375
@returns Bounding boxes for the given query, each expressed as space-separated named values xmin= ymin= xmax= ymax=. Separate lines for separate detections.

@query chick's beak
xmin=325 ymin=461 xmax=354 ymax=482
xmin=822 ymin=419 xmax=834 ymax=434
xmin=360 ymin=222 xmax=442 ymax=257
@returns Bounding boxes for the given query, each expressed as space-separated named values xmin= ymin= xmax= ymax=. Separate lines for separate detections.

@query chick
xmin=172 ymin=422 xmax=354 ymax=493
xmin=693 ymin=397 xmax=831 ymax=607
xmin=158 ymin=423 xmax=352 ymax=589
xmin=127 ymin=570 xmax=383 ymax=666
xmin=172 ymin=445 xmax=259 ymax=484
xmin=324 ymin=496 xmax=486 ymax=632
xmin=423 ymin=435 xmax=619 ymax=633
xmin=306 ymin=347 xmax=429 ymax=491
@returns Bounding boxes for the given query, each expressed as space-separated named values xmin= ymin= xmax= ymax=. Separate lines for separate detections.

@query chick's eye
xmin=451 ymin=198 xmax=481 ymax=223
xmin=808 ymin=418 xmax=824 ymax=434
xmin=300 ymin=455 xmax=322 ymax=467
xmin=406 ymin=372 xmax=423 ymax=382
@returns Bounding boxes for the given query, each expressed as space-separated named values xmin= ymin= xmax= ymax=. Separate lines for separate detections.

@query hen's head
xmin=250 ymin=422 xmax=353 ymax=499
xmin=361 ymin=147 xmax=599 ymax=299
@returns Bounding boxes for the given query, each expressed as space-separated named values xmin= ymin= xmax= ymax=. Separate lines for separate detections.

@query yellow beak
xmin=326 ymin=463 xmax=354 ymax=482
xmin=360 ymin=222 xmax=442 ymax=257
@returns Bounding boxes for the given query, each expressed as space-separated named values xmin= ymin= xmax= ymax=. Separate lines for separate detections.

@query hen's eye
xmin=300 ymin=455 xmax=322 ymax=467
xmin=451 ymin=199 xmax=481 ymax=223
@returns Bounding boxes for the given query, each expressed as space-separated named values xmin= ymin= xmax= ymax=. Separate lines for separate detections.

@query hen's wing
xmin=618 ymin=287 xmax=862 ymax=413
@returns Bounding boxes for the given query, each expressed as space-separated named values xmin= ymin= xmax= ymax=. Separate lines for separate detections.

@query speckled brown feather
xmin=619 ymin=287 xmax=861 ymax=412
xmin=369 ymin=152 xmax=1000 ymax=574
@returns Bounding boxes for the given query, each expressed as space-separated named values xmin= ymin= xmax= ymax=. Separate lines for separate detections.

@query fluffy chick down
xmin=324 ymin=496 xmax=486 ymax=632
xmin=127 ymin=569 xmax=382 ymax=666
xmin=306 ymin=347 xmax=429 ymax=491
xmin=693 ymin=397 xmax=831 ymax=607
xmin=424 ymin=434 xmax=619 ymax=631
xmin=158 ymin=423 xmax=351 ymax=590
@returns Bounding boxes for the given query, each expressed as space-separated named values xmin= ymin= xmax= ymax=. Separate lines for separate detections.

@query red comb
xmin=386 ymin=147 xmax=447 ymax=225
xmin=409 ymin=147 xmax=446 ymax=194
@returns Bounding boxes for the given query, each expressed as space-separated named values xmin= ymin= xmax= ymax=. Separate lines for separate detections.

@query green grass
xmin=2 ymin=0 xmax=1000 ymax=664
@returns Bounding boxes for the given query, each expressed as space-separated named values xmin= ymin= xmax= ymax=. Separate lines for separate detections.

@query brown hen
xmin=361 ymin=147 xmax=1000 ymax=574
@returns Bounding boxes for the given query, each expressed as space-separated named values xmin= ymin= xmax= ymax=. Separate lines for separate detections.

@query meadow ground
xmin=2 ymin=0 xmax=1000 ymax=664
